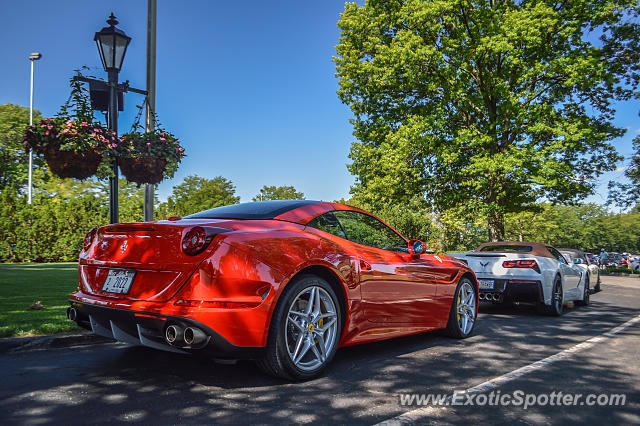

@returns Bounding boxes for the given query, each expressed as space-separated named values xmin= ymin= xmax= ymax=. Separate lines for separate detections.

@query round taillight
xmin=83 ymin=228 xmax=97 ymax=251
xmin=182 ymin=227 xmax=209 ymax=256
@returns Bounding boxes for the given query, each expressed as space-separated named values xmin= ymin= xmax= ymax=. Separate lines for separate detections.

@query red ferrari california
xmin=68 ymin=200 xmax=478 ymax=380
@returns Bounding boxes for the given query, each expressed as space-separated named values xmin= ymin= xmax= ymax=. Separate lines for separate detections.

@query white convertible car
xmin=450 ymin=241 xmax=590 ymax=315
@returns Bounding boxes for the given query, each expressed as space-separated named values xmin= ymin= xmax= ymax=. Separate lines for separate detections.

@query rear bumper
xmin=477 ymin=278 xmax=544 ymax=304
xmin=68 ymin=300 xmax=266 ymax=359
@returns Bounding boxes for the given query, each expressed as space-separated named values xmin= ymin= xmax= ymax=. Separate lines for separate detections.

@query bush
xmin=0 ymin=187 xmax=107 ymax=262
xmin=604 ymin=267 xmax=640 ymax=275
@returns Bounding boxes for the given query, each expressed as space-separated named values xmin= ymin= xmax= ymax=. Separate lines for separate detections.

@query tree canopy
xmin=252 ymin=185 xmax=305 ymax=201
xmin=608 ymin=136 xmax=640 ymax=209
xmin=157 ymin=175 xmax=240 ymax=218
xmin=335 ymin=0 xmax=640 ymax=240
xmin=0 ymin=103 xmax=43 ymax=189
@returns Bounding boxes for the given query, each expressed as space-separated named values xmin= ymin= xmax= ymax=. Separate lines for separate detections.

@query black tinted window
xmin=333 ymin=210 xmax=407 ymax=253
xmin=547 ymin=247 xmax=567 ymax=264
xmin=307 ymin=212 xmax=346 ymax=239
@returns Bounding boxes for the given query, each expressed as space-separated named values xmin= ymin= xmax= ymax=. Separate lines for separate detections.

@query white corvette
xmin=449 ymin=241 xmax=590 ymax=315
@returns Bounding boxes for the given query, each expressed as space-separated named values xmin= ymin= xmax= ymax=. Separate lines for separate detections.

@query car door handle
xmin=360 ymin=260 xmax=372 ymax=271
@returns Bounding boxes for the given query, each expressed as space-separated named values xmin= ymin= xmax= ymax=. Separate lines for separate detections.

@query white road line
xmin=376 ymin=313 xmax=640 ymax=426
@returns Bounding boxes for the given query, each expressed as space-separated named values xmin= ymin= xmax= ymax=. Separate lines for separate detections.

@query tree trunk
xmin=487 ymin=211 xmax=505 ymax=241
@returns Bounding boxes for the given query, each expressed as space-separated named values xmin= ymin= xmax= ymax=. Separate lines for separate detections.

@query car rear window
xmin=479 ymin=245 xmax=533 ymax=252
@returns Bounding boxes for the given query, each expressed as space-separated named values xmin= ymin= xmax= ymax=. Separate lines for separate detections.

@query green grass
xmin=0 ymin=263 xmax=82 ymax=338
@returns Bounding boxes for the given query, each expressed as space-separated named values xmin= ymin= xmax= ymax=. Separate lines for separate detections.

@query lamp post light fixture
xmin=94 ymin=13 xmax=131 ymax=224
xmin=27 ymin=52 xmax=42 ymax=205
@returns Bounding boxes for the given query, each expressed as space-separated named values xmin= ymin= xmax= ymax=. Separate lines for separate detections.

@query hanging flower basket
xmin=23 ymin=71 xmax=118 ymax=180
xmin=24 ymin=118 xmax=116 ymax=180
xmin=119 ymin=156 xmax=167 ymax=185
xmin=115 ymin=123 xmax=185 ymax=184
xmin=44 ymin=147 xmax=103 ymax=180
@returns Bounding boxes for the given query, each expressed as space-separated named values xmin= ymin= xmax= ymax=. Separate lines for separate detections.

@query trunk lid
xmin=79 ymin=221 xmax=230 ymax=302
xmin=449 ymin=252 xmax=537 ymax=277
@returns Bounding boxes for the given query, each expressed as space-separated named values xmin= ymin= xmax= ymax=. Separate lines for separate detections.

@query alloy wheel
xmin=456 ymin=281 xmax=476 ymax=335
xmin=285 ymin=286 xmax=338 ymax=371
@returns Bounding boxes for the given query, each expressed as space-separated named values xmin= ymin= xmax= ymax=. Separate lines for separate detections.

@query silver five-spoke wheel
xmin=456 ymin=281 xmax=476 ymax=335
xmin=285 ymin=286 xmax=338 ymax=371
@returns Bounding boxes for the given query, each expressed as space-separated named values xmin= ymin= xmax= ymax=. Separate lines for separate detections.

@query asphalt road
xmin=1 ymin=276 xmax=639 ymax=425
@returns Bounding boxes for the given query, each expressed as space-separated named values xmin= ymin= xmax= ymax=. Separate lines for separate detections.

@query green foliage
xmin=608 ymin=136 xmax=640 ymax=209
xmin=505 ymin=203 xmax=640 ymax=252
xmin=252 ymin=185 xmax=305 ymax=201
xmin=0 ymin=263 xmax=81 ymax=337
xmin=0 ymin=103 xmax=43 ymax=189
xmin=335 ymin=0 xmax=639 ymax=240
xmin=0 ymin=177 xmax=147 ymax=262
xmin=156 ymin=175 xmax=240 ymax=218
xmin=604 ymin=267 xmax=640 ymax=275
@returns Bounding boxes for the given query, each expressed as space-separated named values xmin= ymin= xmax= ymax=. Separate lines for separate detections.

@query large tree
xmin=335 ymin=0 xmax=639 ymax=240
xmin=608 ymin=136 xmax=640 ymax=209
xmin=0 ymin=103 xmax=43 ymax=190
xmin=252 ymin=185 xmax=305 ymax=201
xmin=157 ymin=175 xmax=240 ymax=218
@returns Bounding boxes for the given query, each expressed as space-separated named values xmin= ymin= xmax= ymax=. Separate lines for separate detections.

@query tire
xmin=256 ymin=275 xmax=342 ymax=381
xmin=576 ymin=274 xmax=590 ymax=306
xmin=444 ymin=277 xmax=477 ymax=338
xmin=539 ymin=276 xmax=564 ymax=316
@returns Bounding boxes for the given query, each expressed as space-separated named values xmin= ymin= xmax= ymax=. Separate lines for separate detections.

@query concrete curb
xmin=0 ymin=332 xmax=112 ymax=354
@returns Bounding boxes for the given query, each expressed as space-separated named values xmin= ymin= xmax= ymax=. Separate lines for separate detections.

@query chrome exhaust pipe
xmin=184 ymin=327 xmax=207 ymax=345
xmin=67 ymin=307 xmax=77 ymax=321
xmin=165 ymin=325 xmax=184 ymax=345
xmin=479 ymin=293 xmax=485 ymax=300
xmin=493 ymin=293 xmax=501 ymax=301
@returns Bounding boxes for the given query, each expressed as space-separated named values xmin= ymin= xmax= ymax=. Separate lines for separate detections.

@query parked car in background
xmin=68 ymin=200 xmax=478 ymax=380
xmin=586 ymin=253 xmax=599 ymax=265
xmin=607 ymin=253 xmax=625 ymax=268
xmin=449 ymin=242 xmax=590 ymax=316
xmin=559 ymin=248 xmax=601 ymax=292
xmin=630 ymin=256 xmax=640 ymax=271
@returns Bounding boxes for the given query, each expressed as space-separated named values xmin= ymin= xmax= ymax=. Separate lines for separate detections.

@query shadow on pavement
xmin=1 ymin=296 xmax=638 ymax=424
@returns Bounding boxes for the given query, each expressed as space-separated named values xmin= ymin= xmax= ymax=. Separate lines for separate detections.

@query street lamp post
xmin=94 ymin=13 xmax=131 ymax=224
xmin=27 ymin=52 xmax=42 ymax=205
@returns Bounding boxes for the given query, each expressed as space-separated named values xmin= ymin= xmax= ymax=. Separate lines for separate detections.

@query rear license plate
xmin=102 ymin=269 xmax=136 ymax=294
xmin=478 ymin=279 xmax=494 ymax=290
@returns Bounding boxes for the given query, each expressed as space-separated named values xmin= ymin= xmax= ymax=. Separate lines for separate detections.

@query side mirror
xmin=408 ymin=239 xmax=426 ymax=256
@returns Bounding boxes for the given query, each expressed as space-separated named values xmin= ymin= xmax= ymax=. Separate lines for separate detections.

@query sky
xmin=0 ymin=0 xmax=637 ymax=206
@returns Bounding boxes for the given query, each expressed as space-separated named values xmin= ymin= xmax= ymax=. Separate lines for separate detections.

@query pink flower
xmin=146 ymin=142 xmax=151 ymax=146
xmin=45 ymin=131 xmax=49 ymax=136
xmin=81 ymin=122 xmax=88 ymax=126
xmin=160 ymin=137 xmax=165 ymax=141
xmin=111 ymin=143 xmax=118 ymax=148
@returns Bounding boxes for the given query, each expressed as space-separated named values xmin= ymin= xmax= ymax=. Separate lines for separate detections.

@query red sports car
xmin=68 ymin=200 xmax=478 ymax=380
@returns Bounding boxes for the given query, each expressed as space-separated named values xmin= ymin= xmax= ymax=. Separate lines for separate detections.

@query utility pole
xmin=144 ymin=0 xmax=157 ymax=221
xmin=28 ymin=52 xmax=42 ymax=204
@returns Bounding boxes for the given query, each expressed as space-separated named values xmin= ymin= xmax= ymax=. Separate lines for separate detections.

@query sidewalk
xmin=0 ymin=331 xmax=110 ymax=354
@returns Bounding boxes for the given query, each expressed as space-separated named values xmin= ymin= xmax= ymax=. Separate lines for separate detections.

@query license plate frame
xmin=102 ymin=269 xmax=136 ymax=294
xmin=478 ymin=279 xmax=495 ymax=290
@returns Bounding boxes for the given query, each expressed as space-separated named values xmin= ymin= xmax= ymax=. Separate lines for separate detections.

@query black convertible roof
xmin=185 ymin=200 xmax=321 ymax=220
